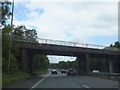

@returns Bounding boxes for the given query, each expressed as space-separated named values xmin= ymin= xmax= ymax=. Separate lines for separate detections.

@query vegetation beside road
xmin=50 ymin=61 xmax=76 ymax=70
xmin=1 ymin=0 xmax=120 ymax=87
xmin=2 ymin=71 xmax=30 ymax=86
xmin=1 ymin=1 xmax=49 ymax=86
xmin=32 ymin=69 xmax=49 ymax=75
xmin=2 ymin=69 xmax=49 ymax=86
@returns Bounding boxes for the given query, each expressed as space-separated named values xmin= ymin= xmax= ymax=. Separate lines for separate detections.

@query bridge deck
xmin=18 ymin=41 xmax=119 ymax=58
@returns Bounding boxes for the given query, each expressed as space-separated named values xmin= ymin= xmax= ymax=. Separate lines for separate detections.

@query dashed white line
xmin=68 ymin=78 xmax=71 ymax=80
xmin=83 ymin=85 xmax=90 ymax=88
xmin=31 ymin=73 xmax=50 ymax=89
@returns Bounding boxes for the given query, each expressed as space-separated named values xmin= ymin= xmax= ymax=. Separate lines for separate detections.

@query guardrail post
xmin=74 ymin=43 xmax=75 ymax=47
xmin=86 ymin=44 xmax=88 ymax=48
xmin=61 ymin=41 xmax=62 ymax=45
xmin=45 ymin=39 xmax=47 ymax=44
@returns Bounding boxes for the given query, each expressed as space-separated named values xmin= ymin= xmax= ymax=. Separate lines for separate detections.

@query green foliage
xmin=1 ymin=0 xmax=48 ymax=85
xmin=89 ymin=59 xmax=109 ymax=72
xmin=49 ymin=63 xmax=58 ymax=69
xmin=2 ymin=54 xmax=19 ymax=73
xmin=2 ymin=25 xmax=11 ymax=73
xmin=0 ymin=0 xmax=12 ymax=25
xmin=33 ymin=55 xmax=49 ymax=70
xmin=110 ymin=41 xmax=120 ymax=48
xmin=58 ymin=61 xmax=76 ymax=69
xmin=13 ymin=25 xmax=38 ymax=42
xmin=2 ymin=71 xmax=30 ymax=86
xmin=32 ymin=69 xmax=48 ymax=75
xmin=50 ymin=60 xmax=76 ymax=69
xmin=10 ymin=53 xmax=19 ymax=73
xmin=2 ymin=57 xmax=9 ymax=73
xmin=2 ymin=25 xmax=39 ymax=74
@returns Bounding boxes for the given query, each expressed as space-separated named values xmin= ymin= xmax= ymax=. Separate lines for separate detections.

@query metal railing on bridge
xmin=37 ymin=38 xmax=105 ymax=49
xmin=13 ymin=35 xmax=119 ymax=51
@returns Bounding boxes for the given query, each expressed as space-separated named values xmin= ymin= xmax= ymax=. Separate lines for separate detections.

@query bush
xmin=10 ymin=54 xmax=19 ymax=73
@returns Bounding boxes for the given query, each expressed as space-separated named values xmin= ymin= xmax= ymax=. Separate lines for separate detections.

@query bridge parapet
xmin=13 ymin=35 xmax=119 ymax=51
xmin=37 ymin=38 xmax=119 ymax=51
xmin=37 ymin=38 xmax=105 ymax=49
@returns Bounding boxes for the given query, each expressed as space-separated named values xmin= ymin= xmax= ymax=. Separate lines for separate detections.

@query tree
xmin=2 ymin=25 xmax=11 ymax=73
xmin=104 ymin=41 xmax=120 ymax=51
xmin=89 ymin=58 xmax=109 ymax=72
xmin=2 ymin=25 xmax=39 ymax=73
xmin=12 ymin=25 xmax=38 ymax=42
xmin=33 ymin=55 xmax=49 ymax=70
xmin=56 ymin=60 xmax=76 ymax=69
xmin=0 ymin=0 xmax=12 ymax=25
xmin=111 ymin=41 xmax=120 ymax=48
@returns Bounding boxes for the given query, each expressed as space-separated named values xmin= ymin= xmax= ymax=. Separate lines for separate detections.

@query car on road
xmin=67 ymin=69 xmax=76 ymax=76
xmin=61 ymin=69 xmax=66 ymax=73
xmin=51 ymin=69 xmax=57 ymax=74
xmin=92 ymin=70 xmax=100 ymax=73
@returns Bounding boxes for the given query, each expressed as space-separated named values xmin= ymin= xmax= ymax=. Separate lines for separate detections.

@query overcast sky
xmin=11 ymin=0 xmax=119 ymax=63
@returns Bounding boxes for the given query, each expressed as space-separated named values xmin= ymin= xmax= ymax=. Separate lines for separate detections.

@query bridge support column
xmin=86 ymin=53 xmax=89 ymax=73
xmin=109 ymin=60 xmax=113 ymax=73
xmin=76 ymin=57 xmax=80 ymax=75
xmin=118 ymin=55 xmax=120 ymax=73
xmin=21 ymin=49 xmax=34 ymax=74
xmin=76 ymin=53 xmax=90 ymax=75
xmin=28 ymin=52 xmax=34 ymax=74
xmin=21 ymin=49 xmax=29 ymax=72
xmin=108 ymin=56 xmax=119 ymax=73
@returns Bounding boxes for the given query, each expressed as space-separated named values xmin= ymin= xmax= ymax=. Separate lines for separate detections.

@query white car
xmin=92 ymin=70 xmax=100 ymax=73
xmin=51 ymin=69 xmax=57 ymax=74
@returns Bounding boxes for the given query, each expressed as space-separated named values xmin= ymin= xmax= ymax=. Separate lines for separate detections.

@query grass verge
xmin=2 ymin=71 xmax=31 ymax=86
xmin=32 ymin=69 xmax=48 ymax=75
xmin=2 ymin=69 xmax=48 ymax=86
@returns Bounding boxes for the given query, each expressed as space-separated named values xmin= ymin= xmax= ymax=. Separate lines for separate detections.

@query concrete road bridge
xmin=17 ymin=38 xmax=120 ymax=74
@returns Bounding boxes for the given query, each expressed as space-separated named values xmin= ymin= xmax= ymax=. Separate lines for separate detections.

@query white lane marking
xmin=68 ymin=78 xmax=71 ymax=80
xmin=83 ymin=85 xmax=90 ymax=88
xmin=31 ymin=73 xmax=50 ymax=89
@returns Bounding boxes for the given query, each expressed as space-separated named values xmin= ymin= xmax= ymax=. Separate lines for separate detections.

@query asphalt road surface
xmin=4 ymin=71 xmax=119 ymax=89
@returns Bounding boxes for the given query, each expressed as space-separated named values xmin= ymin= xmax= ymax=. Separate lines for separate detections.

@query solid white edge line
xmin=31 ymin=73 xmax=50 ymax=89
xmin=83 ymin=85 xmax=90 ymax=88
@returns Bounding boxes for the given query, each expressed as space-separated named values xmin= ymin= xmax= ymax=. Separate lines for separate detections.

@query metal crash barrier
xmin=89 ymin=72 xmax=120 ymax=81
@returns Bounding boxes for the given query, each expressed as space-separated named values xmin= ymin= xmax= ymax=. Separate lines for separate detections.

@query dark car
xmin=51 ymin=69 xmax=57 ymax=74
xmin=61 ymin=69 xmax=66 ymax=73
xmin=67 ymin=69 xmax=76 ymax=75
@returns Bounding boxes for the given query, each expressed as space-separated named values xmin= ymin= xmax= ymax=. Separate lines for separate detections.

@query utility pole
xmin=8 ymin=0 xmax=14 ymax=72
